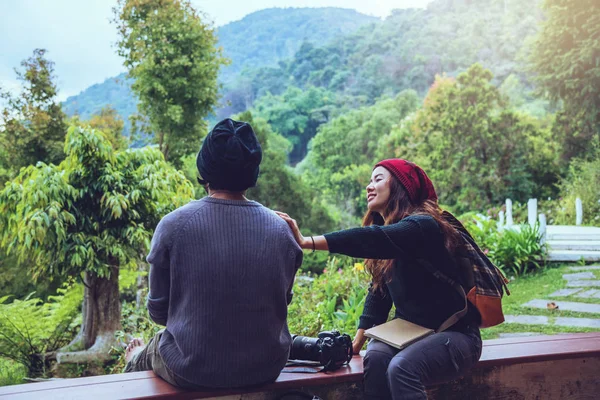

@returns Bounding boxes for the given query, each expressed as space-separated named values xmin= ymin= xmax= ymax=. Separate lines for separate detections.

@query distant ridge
xmin=62 ymin=7 xmax=378 ymax=128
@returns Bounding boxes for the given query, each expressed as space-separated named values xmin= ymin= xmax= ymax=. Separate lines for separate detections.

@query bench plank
xmin=2 ymin=333 xmax=599 ymax=399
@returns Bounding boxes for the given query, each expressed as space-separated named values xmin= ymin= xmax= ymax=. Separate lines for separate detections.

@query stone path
xmin=563 ymin=272 xmax=596 ymax=280
xmin=566 ymin=280 xmax=600 ymax=287
xmin=503 ymin=265 xmax=600 ymax=333
xmin=523 ymin=299 xmax=600 ymax=313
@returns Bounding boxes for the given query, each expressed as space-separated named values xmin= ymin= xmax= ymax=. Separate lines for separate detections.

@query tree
xmin=254 ymin=86 xmax=336 ymax=163
xmin=390 ymin=64 xmax=560 ymax=211
xmin=0 ymin=49 xmax=67 ymax=179
xmin=87 ymin=106 xmax=128 ymax=150
xmin=71 ymin=106 xmax=128 ymax=151
xmin=0 ymin=125 xmax=193 ymax=363
xmin=237 ymin=111 xmax=335 ymax=234
xmin=303 ymin=90 xmax=419 ymax=221
xmin=113 ymin=0 xmax=228 ymax=166
xmin=530 ymin=0 xmax=600 ymax=160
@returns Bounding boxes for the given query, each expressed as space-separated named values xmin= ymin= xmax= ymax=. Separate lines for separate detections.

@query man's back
xmin=147 ymin=197 xmax=302 ymax=388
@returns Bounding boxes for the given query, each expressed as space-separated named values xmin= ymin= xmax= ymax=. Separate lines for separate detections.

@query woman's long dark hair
xmin=363 ymin=176 xmax=462 ymax=292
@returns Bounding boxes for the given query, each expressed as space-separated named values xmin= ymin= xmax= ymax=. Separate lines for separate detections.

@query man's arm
xmin=146 ymin=217 xmax=173 ymax=326
xmin=282 ymin=224 xmax=303 ymax=305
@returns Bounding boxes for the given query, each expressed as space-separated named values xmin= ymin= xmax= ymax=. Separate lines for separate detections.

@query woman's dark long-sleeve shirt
xmin=324 ymin=215 xmax=478 ymax=332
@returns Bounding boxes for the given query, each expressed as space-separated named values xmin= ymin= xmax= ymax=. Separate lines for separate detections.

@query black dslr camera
xmin=289 ymin=330 xmax=353 ymax=371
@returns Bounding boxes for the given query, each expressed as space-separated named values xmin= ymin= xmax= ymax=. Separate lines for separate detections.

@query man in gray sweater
xmin=124 ymin=118 xmax=303 ymax=389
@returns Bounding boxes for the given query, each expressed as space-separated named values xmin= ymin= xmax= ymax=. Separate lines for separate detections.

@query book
xmin=364 ymin=319 xmax=435 ymax=350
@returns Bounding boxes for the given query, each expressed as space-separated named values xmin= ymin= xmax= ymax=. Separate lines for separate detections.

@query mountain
xmin=62 ymin=73 xmax=134 ymax=122
xmin=217 ymin=7 xmax=379 ymax=83
xmin=63 ymin=1 xmax=545 ymax=140
xmin=224 ymin=0 xmax=544 ymax=111
xmin=62 ymin=7 xmax=379 ymax=129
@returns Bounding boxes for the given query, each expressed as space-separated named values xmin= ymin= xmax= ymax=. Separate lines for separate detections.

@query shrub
xmin=0 ymin=283 xmax=82 ymax=378
xmin=554 ymin=158 xmax=600 ymax=226
xmin=0 ymin=357 xmax=27 ymax=386
xmin=492 ymin=225 xmax=546 ymax=277
xmin=288 ymin=258 xmax=369 ymax=337
xmin=462 ymin=214 xmax=546 ymax=277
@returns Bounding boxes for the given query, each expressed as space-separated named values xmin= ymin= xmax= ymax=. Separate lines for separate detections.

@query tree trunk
xmin=57 ymin=266 xmax=121 ymax=364
xmin=136 ymin=261 xmax=148 ymax=309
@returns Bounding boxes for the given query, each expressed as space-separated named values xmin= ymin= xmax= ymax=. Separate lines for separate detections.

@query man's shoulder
xmin=157 ymin=201 xmax=205 ymax=232
xmin=256 ymin=205 xmax=293 ymax=231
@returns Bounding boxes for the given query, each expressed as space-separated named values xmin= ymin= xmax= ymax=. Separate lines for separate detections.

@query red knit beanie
xmin=374 ymin=159 xmax=438 ymax=205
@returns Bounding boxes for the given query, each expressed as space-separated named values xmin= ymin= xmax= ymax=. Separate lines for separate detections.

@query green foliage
xmin=225 ymin=0 xmax=543 ymax=113
xmin=553 ymin=157 xmax=600 ymax=225
xmin=0 ymin=357 xmax=27 ymax=386
xmin=253 ymin=86 xmax=337 ymax=163
xmin=530 ymin=0 xmax=600 ymax=161
xmin=462 ymin=215 xmax=546 ymax=278
xmin=493 ymin=225 xmax=546 ymax=277
xmin=287 ymin=258 xmax=369 ymax=337
xmin=217 ymin=8 xmax=378 ymax=83
xmin=108 ymin=299 xmax=163 ymax=374
xmin=310 ymin=90 xmax=419 ymax=173
xmin=0 ymin=284 xmax=82 ymax=377
xmin=72 ymin=106 xmax=128 ymax=151
xmin=303 ymin=90 xmax=419 ymax=222
xmin=0 ymin=49 xmax=67 ymax=179
xmin=235 ymin=111 xmax=335 ymax=234
xmin=0 ymin=125 xmax=194 ymax=281
xmin=113 ymin=0 xmax=228 ymax=165
xmin=67 ymin=1 xmax=548 ymax=150
xmin=0 ymin=255 xmax=60 ymax=302
xmin=389 ymin=65 xmax=560 ymax=212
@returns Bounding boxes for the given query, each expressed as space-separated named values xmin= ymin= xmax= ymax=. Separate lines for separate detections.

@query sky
xmin=0 ymin=0 xmax=432 ymax=101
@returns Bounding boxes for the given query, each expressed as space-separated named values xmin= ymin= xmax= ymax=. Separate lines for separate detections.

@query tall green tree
xmin=303 ymin=90 xmax=419 ymax=222
xmin=113 ymin=0 xmax=228 ymax=166
xmin=254 ymin=86 xmax=336 ymax=163
xmin=0 ymin=49 xmax=67 ymax=179
xmin=0 ymin=125 xmax=193 ymax=363
xmin=70 ymin=106 xmax=129 ymax=151
xmin=530 ymin=0 xmax=600 ymax=160
xmin=390 ymin=65 xmax=560 ymax=211
xmin=236 ymin=111 xmax=335 ymax=234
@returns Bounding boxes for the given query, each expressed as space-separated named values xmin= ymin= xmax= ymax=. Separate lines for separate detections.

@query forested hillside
xmin=62 ymin=7 xmax=378 ymax=130
xmin=64 ymin=0 xmax=544 ymax=144
xmin=217 ymin=7 xmax=379 ymax=83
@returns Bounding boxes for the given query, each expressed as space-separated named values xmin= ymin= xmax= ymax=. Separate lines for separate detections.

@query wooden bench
xmin=2 ymin=332 xmax=600 ymax=399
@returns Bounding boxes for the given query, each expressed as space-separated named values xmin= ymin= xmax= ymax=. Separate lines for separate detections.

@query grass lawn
xmin=481 ymin=263 xmax=600 ymax=340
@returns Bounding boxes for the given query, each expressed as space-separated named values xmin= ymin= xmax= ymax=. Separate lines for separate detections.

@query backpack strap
xmin=417 ymin=257 xmax=469 ymax=333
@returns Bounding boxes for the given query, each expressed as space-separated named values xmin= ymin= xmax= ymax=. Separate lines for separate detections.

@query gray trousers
xmin=363 ymin=326 xmax=482 ymax=400
xmin=124 ymin=330 xmax=201 ymax=390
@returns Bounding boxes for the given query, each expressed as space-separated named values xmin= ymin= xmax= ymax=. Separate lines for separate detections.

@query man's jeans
xmin=363 ymin=325 xmax=482 ymax=400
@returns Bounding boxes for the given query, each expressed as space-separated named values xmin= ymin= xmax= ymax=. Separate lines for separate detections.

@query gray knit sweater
xmin=146 ymin=197 xmax=303 ymax=388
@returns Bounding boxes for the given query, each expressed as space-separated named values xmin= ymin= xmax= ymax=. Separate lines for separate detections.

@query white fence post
xmin=539 ymin=213 xmax=547 ymax=245
xmin=498 ymin=210 xmax=505 ymax=230
xmin=576 ymin=197 xmax=583 ymax=226
xmin=528 ymin=198 xmax=538 ymax=227
xmin=505 ymin=199 xmax=513 ymax=227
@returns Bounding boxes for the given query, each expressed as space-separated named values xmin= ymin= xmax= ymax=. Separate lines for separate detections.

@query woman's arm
xmin=325 ymin=218 xmax=431 ymax=259
xmin=353 ymin=283 xmax=393 ymax=354
xmin=276 ymin=212 xmax=437 ymax=260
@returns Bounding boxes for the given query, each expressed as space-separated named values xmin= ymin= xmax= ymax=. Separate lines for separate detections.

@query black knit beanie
xmin=196 ymin=118 xmax=262 ymax=191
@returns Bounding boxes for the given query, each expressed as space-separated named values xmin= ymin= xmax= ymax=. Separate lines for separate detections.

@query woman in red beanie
xmin=277 ymin=159 xmax=482 ymax=400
